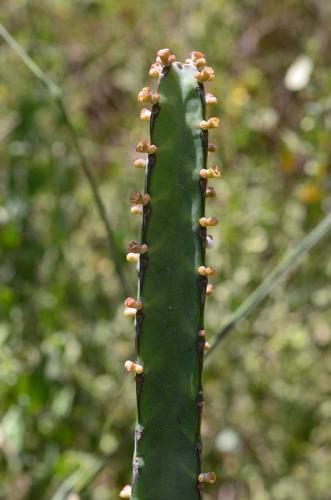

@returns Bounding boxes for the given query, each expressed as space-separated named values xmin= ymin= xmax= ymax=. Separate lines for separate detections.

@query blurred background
xmin=1 ymin=1 xmax=331 ymax=499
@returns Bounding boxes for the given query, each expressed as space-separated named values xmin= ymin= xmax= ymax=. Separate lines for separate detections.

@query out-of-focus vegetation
xmin=0 ymin=1 xmax=330 ymax=499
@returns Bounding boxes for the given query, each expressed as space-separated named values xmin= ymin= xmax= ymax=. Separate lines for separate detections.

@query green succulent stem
xmin=131 ymin=61 xmax=209 ymax=500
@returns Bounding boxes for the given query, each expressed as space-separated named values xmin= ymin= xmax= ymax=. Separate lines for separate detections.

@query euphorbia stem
xmin=123 ymin=49 xmax=220 ymax=500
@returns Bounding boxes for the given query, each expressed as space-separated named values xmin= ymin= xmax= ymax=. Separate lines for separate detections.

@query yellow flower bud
xmin=124 ymin=360 xmax=144 ymax=374
xmin=205 ymin=93 xmax=218 ymax=105
xmin=140 ymin=108 xmax=151 ymax=121
xmin=199 ymin=216 xmax=218 ymax=227
xmin=119 ymin=485 xmax=132 ymax=498
xmin=130 ymin=205 xmax=143 ymax=215
xmin=126 ymin=253 xmax=139 ymax=263
xmin=198 ymin=266 xmax=217 ymax=276
xmin=200 ymin=117 xmax=220 ymax=130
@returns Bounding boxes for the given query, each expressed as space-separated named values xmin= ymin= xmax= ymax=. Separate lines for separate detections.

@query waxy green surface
xmin=131 ymin=62 xmax=207 ymax=500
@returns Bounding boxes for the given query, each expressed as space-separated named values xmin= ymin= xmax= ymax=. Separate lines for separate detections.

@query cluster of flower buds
xmin=133 ymin=139 xmax=156 ymax=173
xmin=129 ymin=192 xmax=151 ymax=215
xmin=129 ymin=192 xmax=151 ymax=205
xmin=190 ymin=49 xmax=219 ymax=275
xmin=148 ymin=48 xmax=176 ymax=78
xmin=137 ymin=86 xmax=159 ymax=104
xmin=200 ymin=117 xmax=220 ymax=130
xmin=124 ymin=360 xmax=144 ymax=374
xmin=187 ymin=52 xmax=217 ymax=103
xmin=199 ymin=216 xmax=218 ymax=227
xmin=198 ymin=472 xmax=217 ymax=484
xmin=186 ymin=51 xmax=205 ymax=68
xmin=198 ymin=266 xmax=217 ymax=277
xmin=124 ymin=296 xmax=143 ymax=317
xmin=195 ymin=66 xmax=215 ymax=83
xmin=127 ymin=241 xmax=148 ymax=254
xmin=198 ymin=329 xmax=210 ymax=351
xmin=188 ymin=51 xmax=220 ymax=298
xmin=191 ymin=51 xmax=207 ymax=68
xmin=156 ymin=48 xmax=176 ymax=66
xmin=126 ymin=240 xmax=148 ymax=263
xmin=200 ymin=165 xmax=221 ymax=179
xmin=136 ymin=139 xmax=157 ymax=154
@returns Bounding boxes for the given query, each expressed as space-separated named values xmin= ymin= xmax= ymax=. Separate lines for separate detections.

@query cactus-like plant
xmin=123 ymin=49 xmax=220 ymax=500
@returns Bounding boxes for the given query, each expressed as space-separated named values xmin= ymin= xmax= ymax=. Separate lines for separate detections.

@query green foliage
xmin=0 ymin=1 xmax=330 ymax=499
